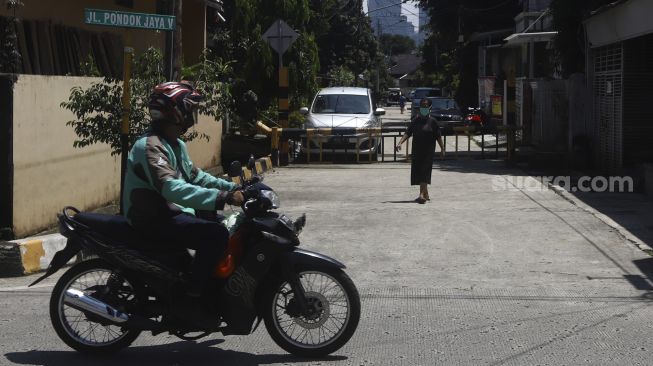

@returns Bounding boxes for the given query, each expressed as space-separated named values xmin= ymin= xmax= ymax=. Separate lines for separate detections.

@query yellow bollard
xmin=368 ymin=131 xmax=373 ymax=162
xmin=319 ymin=134 xmax=324 ymax=163
xmin=306 ymin=129 xmax=313 ymax=164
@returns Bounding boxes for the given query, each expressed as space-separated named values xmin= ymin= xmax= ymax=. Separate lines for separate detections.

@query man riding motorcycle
xmin=122 ymin=81 xmax=244 ymax=300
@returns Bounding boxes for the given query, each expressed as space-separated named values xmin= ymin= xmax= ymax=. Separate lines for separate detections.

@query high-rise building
xmin=368 ymin=0 xmax=416 ymax=40
xmin=417 ymin=6 xmax=429 ymax=45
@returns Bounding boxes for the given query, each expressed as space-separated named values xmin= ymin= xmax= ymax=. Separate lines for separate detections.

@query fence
xmin=256 ymin=122 xmax=521 ymax=165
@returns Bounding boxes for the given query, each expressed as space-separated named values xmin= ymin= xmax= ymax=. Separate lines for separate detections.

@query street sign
xmin=263 ymin=19 xmax=298 ymax=55
xmin=84 ymin=8 xmax=175 ymax=31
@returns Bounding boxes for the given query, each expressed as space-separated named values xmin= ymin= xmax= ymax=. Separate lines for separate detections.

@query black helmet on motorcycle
xmin=148 ymin=81 xmax=203 ymax=130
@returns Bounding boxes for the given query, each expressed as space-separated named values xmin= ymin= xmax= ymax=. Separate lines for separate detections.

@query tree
xmin=61 ymin=48 xmax=231 ymax=155
xmin=206 ymin=0 xmax=384 ymax=131
xmin=208 ymin=0 xmax=323 ymax=130
xmin=310 ymin=0 xmax=379 ymax=77
xmin=379 ymin=34 xmax=416 ymax=55
xmin=418 ymin=0 xmax=520 ymax=106
xmin=0 ymin=0 xmax=23 ymax=73
xmin=326 ymin=65 xmax=356 ymax=86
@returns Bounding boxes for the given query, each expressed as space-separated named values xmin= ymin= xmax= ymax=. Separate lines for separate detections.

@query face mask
xmin=419 ymin=107 xmax=430 ymax=117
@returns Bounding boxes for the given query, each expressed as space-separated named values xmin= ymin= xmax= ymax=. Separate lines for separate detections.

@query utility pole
xmin=165 ymin=0 xmax=175 ymax=80
xmin=376 ymin=19 xmax=382 ymax=95
xmin=172 ymin=0 xmax=183 ymax=80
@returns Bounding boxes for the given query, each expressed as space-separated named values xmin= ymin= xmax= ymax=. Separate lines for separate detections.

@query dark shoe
xmin=415 ymin=197 xmax=426 ymax=204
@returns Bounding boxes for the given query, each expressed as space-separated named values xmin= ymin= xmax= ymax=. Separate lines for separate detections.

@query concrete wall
xmin=11 ymin=75 xmax=222 ymax=238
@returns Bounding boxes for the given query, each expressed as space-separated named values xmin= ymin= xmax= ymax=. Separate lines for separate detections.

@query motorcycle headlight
xmin=260 ymin=190 xmax=280 ymax=209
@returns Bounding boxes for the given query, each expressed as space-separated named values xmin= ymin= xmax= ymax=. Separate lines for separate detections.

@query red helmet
xmin=148 ymin=81 xmax=203 ymax=129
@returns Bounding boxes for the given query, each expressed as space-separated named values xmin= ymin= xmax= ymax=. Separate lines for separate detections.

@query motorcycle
xmin=29 ymin=159 xmax=361 ymax=357
xmin=464 ymin=107 xmax=488 ymax=128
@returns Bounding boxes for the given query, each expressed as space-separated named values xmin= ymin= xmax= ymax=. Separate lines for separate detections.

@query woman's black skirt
xmin=410 ymin=148 xmax=434 ymax=185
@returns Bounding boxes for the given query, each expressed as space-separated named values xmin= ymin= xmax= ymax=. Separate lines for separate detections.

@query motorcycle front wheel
xmin=264 ymin=265 xmax=361 ymax=357
xmin=49 ymin=259 xmax=142 ymax=354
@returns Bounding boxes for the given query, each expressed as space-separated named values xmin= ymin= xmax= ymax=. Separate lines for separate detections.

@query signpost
xmin=263 ymin=20 xmax=298 ymax=166
xmin=85 ymin=8 xmax=175 ymax=213
xmin=84 ymin=9 xmax=175 ymax=30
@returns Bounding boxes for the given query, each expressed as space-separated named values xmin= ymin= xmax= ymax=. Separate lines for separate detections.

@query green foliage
xmin=288 ymin=110 xmax=305 ymax=128
xmin=209 ymin=0 xmax=381 ymax=131
xmin=0 ymin=0 xmax=23 ymax=73
xmin=287 ymin=32 xmax=320 ymax=110
xmin=181 ymin=49 xmax=233 ymax=123
xmin=327 ymin=65 xmax=355 ymax=87
xmin=379 ymin=34 xmax=416 ymax=55
xmin=79 ymin=53 xmax=101 ymax=77
xmin=61 ymin=47 xmax=231 ymax=155
xmin=418 ymin=0 xmax=520 ymax=106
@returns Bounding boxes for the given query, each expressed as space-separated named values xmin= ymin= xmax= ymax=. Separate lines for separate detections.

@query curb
xmin=0 ymin=233 xmax=69 ymax=277
xmin=0 ymin=156 xmax=275 ymax=278
xmin=229 ymin=156 xmax=274 ymax=185
xmin=547 ymin=183 xmax=653 ymax=253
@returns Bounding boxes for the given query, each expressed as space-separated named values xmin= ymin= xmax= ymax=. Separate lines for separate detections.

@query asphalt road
xmin=2 ymin=160 xmax=652 ymax=365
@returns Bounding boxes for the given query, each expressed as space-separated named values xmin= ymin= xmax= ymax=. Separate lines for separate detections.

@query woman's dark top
xmin=405 ymin=116 xmax=441 ymax=185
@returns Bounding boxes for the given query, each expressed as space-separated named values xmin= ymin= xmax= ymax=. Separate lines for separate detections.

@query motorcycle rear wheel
xmin=264 ymin=265 xmax=361 ymax=357
xmin=49 ymin=259 xmax=142 ymax=354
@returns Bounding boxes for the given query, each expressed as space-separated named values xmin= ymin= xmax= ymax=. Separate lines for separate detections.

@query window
xmin=413 ymin=88 xmax=441 ymax=99
xmin=312 ymin=95 xmax=371 ymax=114
xmin=430 ymin=99 xmax=458 ymax=110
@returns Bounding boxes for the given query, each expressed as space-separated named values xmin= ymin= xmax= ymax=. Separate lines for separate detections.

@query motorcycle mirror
xmin=228 ymin=161 xmax=242 ymax=177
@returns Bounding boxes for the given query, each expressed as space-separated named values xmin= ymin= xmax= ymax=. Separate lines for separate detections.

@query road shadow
xmin=563 ymin=189 xmax=653 ymax=251
xmin=628 ymin=257 xmax=653 ymax=291
xmin=381 ymin=200 xmax=423 ymax=204
xmin=4 ymin=339 xmax=347 ymax=366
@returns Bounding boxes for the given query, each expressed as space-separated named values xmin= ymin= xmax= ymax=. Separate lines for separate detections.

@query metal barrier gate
xmin=256 ymin=122 xmax=521 ymax=165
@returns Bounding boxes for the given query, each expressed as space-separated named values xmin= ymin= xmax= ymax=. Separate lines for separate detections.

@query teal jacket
xmin=123 ymin=129 xmax=237 ymax=227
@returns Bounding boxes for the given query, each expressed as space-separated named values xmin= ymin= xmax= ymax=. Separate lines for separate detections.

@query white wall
xmin=12 ymin=75 xmax=222 ymax=237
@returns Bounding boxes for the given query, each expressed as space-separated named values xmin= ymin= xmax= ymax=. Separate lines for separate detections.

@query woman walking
xmin=395 ymin=98 xmax=445 ymax=204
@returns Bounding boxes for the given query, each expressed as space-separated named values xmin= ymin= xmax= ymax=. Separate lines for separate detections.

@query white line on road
xmin=0 ymin=283 xmax=54 ymax=292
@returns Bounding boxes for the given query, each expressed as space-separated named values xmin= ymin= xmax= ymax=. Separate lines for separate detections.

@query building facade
xmin=368 ymin=0 xmax=416 ymax=40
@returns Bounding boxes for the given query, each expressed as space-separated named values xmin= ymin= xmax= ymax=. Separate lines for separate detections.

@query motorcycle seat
xmin=73 ymin=212 xmax=190 ymax=269
xmin=74 ymin=212 xmax=145 ymax=247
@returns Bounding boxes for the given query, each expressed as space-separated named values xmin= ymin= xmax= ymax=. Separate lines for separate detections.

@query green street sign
xmin=84 ymin=8 xmax=175 ymax=31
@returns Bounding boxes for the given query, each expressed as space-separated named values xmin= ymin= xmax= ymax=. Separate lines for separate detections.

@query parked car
xmin=300 ymin=87 xmax=385 ymax=157
xmin=426 ymin=97 xmax=463 ymax=128
xmin=410 ymin=87 xmax=442 ymax=118
xmin=386 ymin=88 xmax=401 ymax=106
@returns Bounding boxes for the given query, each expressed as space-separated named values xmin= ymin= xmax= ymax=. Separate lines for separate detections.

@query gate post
xmin=271 ymin=127 xmax=280 ymax=167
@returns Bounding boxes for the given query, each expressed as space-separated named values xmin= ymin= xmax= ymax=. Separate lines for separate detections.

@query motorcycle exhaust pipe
xmin=64 ymin=288 xmax=130 ymax=324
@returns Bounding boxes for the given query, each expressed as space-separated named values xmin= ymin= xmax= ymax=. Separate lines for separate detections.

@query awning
xmin=503 ymin=31 xmax=558 ymax=47
xmin=584 ymin=0 xmax=653 ymax=48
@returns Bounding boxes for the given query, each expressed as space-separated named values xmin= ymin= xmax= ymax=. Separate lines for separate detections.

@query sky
xmin=362 ymin=0 xmax=421 ymax=33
